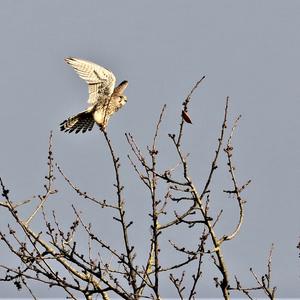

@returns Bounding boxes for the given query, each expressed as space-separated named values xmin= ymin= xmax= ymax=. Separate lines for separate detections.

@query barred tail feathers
xmin=60 ymin=111 xmax=95 ymax=133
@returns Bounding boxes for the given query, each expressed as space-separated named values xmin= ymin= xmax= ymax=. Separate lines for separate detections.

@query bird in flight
xmin=60 ymin=57 xmax=128 ymax=133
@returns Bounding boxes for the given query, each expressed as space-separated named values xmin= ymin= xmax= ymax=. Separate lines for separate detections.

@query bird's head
xmin=118 ymin=95 xmax=127 ymax=107
xmin=113 ymin=80 xmax=128 ymax=108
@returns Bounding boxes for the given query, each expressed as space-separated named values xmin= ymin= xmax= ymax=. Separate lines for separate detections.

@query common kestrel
xmin=60 ymin=57 xmax=128 ymax=133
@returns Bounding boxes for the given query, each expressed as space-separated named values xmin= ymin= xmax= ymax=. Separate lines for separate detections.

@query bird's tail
xmin=60 ymin=110 xmax=95 ymax=133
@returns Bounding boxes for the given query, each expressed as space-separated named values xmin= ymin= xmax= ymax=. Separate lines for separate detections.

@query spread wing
xmin=65 ymin=57 xmax=116 ymax=105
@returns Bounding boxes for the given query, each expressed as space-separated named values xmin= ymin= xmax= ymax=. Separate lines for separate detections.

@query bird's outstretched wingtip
xmin=64 ymin=57 xmax=75 ymax=64
xmin=114 ymin=80 xmax=128 ymax=94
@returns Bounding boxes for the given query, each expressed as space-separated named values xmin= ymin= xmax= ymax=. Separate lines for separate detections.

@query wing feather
xmin=65 ymin=57 xmax=116 ymax=105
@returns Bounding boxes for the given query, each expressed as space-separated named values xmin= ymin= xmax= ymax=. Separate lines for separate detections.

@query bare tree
xmin=0 ymin=79 xmax=277 ymax=299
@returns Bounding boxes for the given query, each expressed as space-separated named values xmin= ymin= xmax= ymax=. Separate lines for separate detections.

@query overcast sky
xmin=0 ymin=1 xmax=299 ymax=298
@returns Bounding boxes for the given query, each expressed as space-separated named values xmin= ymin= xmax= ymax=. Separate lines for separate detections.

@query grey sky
xmin=0 ymin=0 xmax=299 ymax=298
